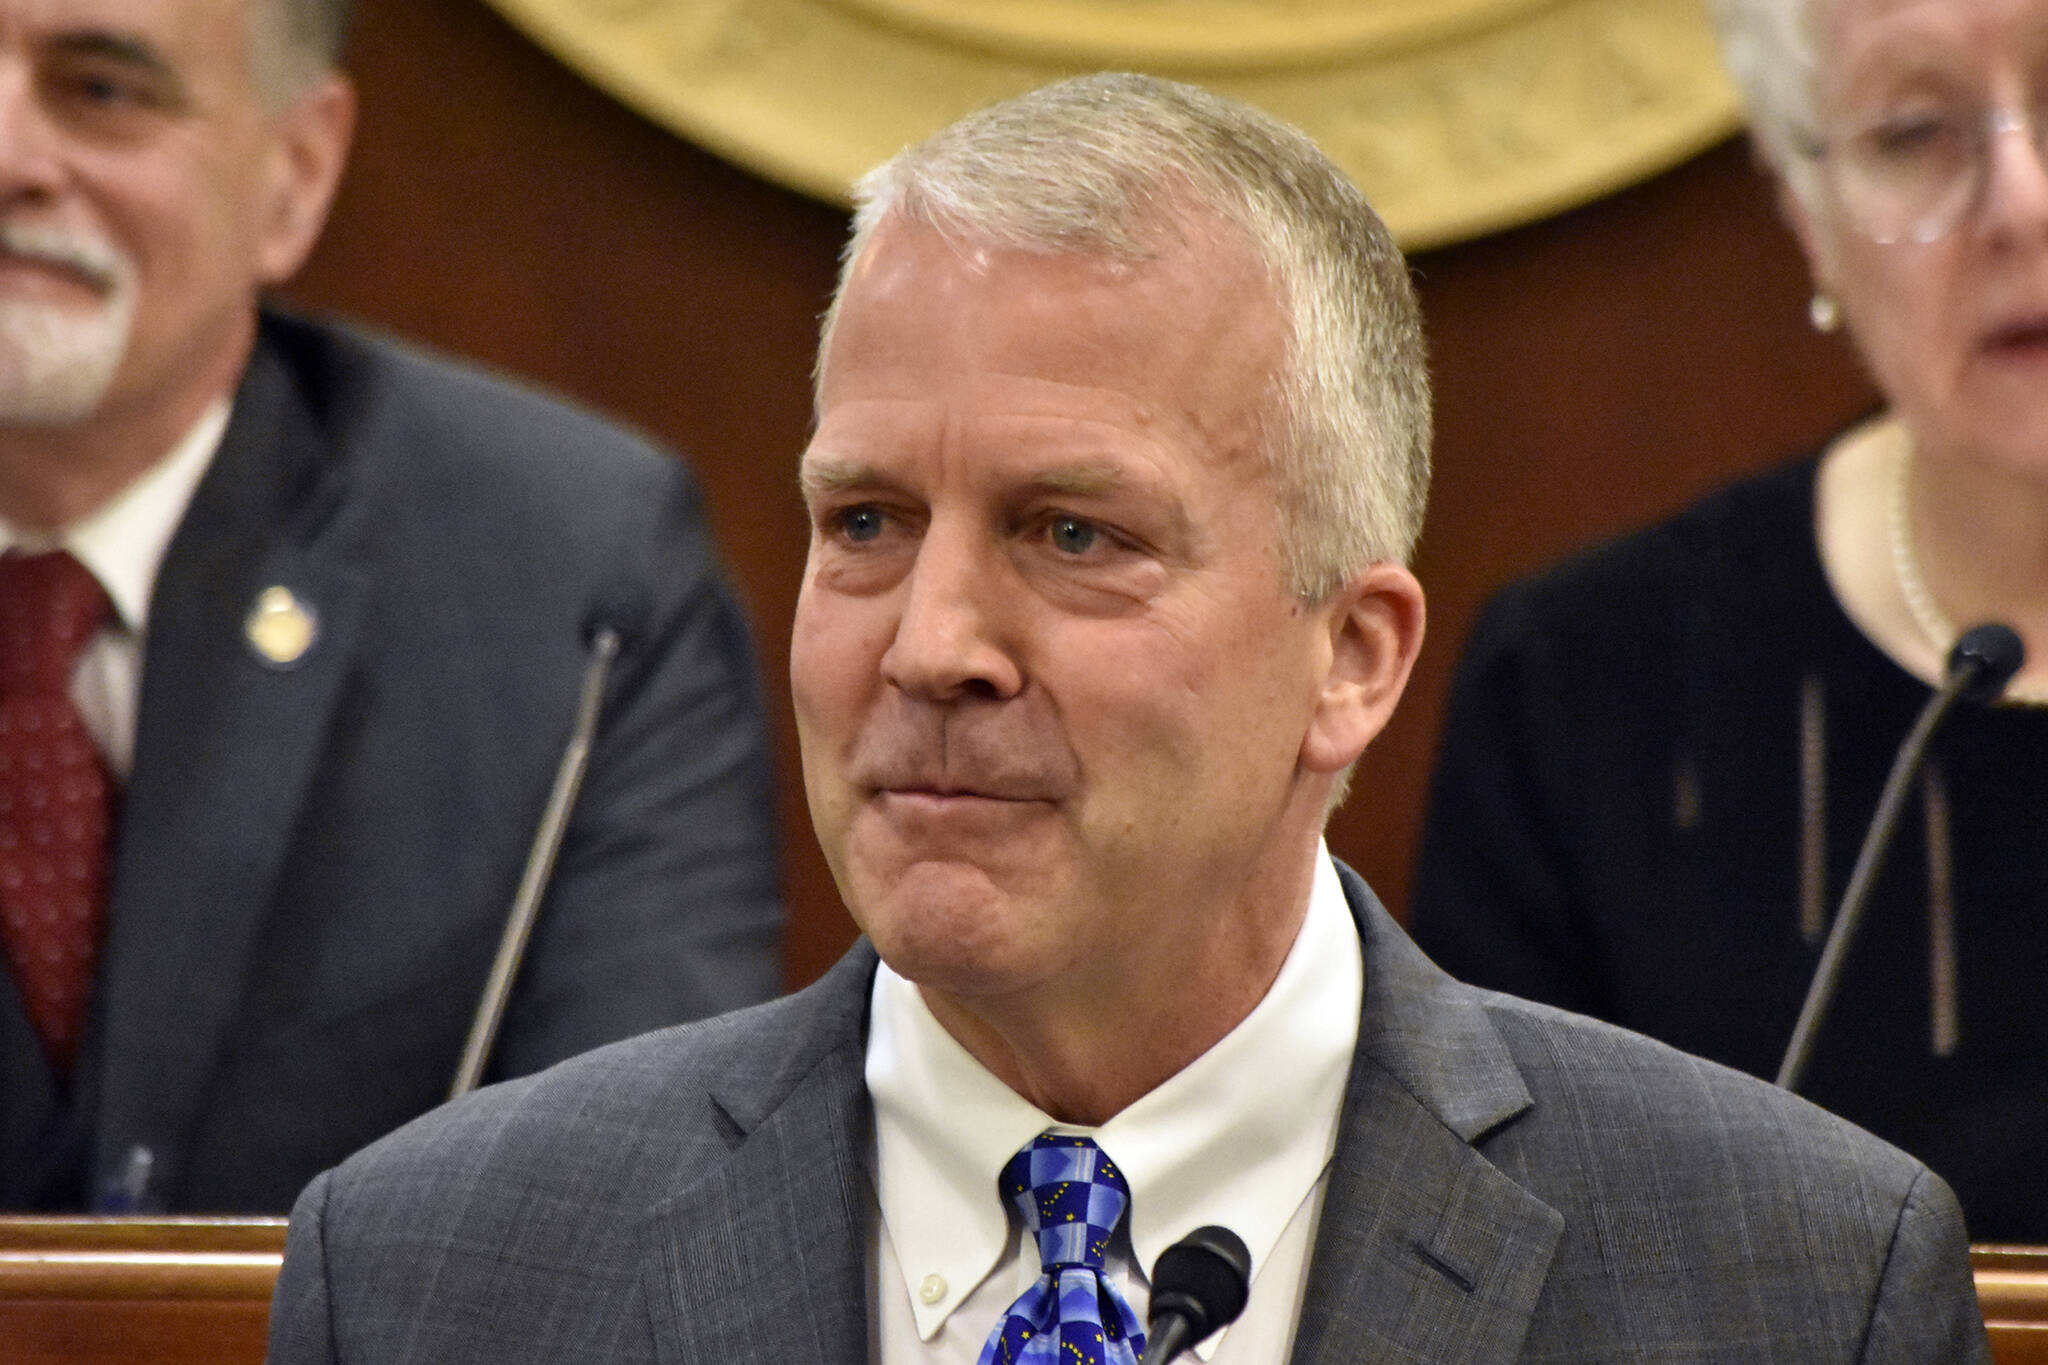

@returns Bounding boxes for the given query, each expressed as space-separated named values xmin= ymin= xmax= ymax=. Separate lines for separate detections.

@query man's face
xmin=793 ymin=212 xmax=1341 ymax=1024
xmin=0 ymin=0 xmax=341 ymax=427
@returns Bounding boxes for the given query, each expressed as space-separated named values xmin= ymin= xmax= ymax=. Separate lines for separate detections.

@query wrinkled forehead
xmin=823 ymin=211 xmax=1287 ymax=427
xmin=1817 ymin=0 xmax=2048 ymax=81
xmin=4 ymin=0 xmax=256 ymax=35
xmin=2 ymin=0 xmax=268 ymax=79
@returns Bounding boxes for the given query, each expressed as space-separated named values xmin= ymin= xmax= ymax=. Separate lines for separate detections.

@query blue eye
xmin=838 ymin=506 xmax=886 ymax=542
xmin=1049 ymin=516 xmax=1097 ymax=555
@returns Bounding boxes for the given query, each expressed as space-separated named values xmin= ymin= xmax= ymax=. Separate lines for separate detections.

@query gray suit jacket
xmin=0 ymin=311 xmax=782 ymax=1212
xmin=267 ymin=867 xmax=1988 ymax=1363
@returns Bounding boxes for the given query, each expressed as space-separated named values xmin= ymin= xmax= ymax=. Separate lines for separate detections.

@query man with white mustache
xmin=0 ymin=219 xmax=134 ymax=422
xmin=0 ymin=0 xmax=781 ymax=1213
xmin=269 ymin=74 xmax=1987 ymax=1364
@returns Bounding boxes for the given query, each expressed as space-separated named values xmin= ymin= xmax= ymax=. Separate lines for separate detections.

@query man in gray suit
xmin=0 ymin=0 xmax=780 ymax=1211
xmin=268 ymin=73 xmax=1988 ymax=1362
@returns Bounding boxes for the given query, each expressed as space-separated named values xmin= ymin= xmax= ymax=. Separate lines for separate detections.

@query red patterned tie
xmin=0 ymin=550 xmax=114 ymax=1074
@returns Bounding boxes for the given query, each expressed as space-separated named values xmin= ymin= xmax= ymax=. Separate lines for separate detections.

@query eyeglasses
xmin=1804 ymin=101 xmax=2048 ymax=244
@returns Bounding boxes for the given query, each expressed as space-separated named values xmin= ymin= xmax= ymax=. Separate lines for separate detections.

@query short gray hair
xmin=1706 ymin=0 xmax=1828 ymax=207
xmin=817 ymin=72 xmax=1432 ymax=594
xmin=250 ymin=0 xmax=355 ymax=99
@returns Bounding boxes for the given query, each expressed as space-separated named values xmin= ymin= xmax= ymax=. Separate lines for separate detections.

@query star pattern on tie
xmin=977 ymin=1133 xmax=1147 ymax=1365
xmin=0 ymin=550 xmax=114 ymax=1074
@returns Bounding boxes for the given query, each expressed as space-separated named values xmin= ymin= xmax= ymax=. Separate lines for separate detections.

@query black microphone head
xmin=1148 ymin=1225 xmax=1251 ymax=1342
xmin=1947 ymin=623 xmax=2025 ymax=704
xmin=583 ymin=582 xmax=649 ymax=652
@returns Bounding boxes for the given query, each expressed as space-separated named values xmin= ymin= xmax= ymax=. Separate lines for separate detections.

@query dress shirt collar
xmin=0 ymin=398 xmax=230 ymax=632
xmin=868 ymin=842 xmax=1362 ymax=1350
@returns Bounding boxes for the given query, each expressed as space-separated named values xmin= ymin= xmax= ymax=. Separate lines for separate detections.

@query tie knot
xmin=0 ymin=551 xmax=111 ymax=695
xmin=1000 ymin=1133 xmax=1131 ymax=1274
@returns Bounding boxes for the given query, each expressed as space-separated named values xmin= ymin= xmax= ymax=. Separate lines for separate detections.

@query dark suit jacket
xmin=1408 ymin=454 xmax=2048 ymax=1241
xmin=267 ymin=866 xmax=1988 ymax=1363
xmin=0 ymin=311 xmax=782 ymax=1212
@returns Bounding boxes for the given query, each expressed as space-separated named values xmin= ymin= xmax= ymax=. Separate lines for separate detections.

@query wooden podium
xmin=1979 ymin=1247 xmax=2048 ymax=1364
xmin=0 ymin=1218 xmax=286 ymax=1365
xmin=1 ymin=1217 xmax=2044 ymax=1363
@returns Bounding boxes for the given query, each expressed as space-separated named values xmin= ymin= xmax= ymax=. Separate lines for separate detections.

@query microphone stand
xmin=1775 ymin=624 xmax=2023 ymax=1092
xmin=448 ymin=622 xmax=624 ymax=1099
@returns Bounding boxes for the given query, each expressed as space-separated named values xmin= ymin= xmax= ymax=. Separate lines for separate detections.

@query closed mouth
xmin=878 ymin=785 xmax=1048 ymax=803
xmin=1982 ymin=316 xmax=2048 ymax=354
xmin=0 ymin=251 xmax=110 ymax=296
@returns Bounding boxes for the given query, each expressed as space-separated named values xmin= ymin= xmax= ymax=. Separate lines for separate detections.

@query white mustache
xmin=0 ymin=220 xmax=131 ymax=292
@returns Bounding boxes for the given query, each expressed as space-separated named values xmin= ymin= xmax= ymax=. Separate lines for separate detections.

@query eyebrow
xmin=797 ymin=457 xmax=874 ymax=501
xmin=1031 ymin=465 xmax=1127 ymax=498
xmin=48 ymin=29 xmax=187 ymax=93
xmin=797 ymin=457 xmax=1135 ymax=501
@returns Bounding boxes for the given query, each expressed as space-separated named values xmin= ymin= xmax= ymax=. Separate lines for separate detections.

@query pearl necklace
xmin=1885 ymin=429 xmax=2048 ymax=705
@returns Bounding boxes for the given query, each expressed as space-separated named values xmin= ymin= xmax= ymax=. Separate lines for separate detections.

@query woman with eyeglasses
xmin=1410 ymin=0 xmax=2048 ymax=1241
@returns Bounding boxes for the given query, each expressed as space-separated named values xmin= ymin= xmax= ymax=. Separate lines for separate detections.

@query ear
xmin=1300 ymin=562 xmax=1425 ymax=774
xmin=1776 ymin=173 xmax=1839 ymax=299
xmin=254 ymin=73 xmax=357 ymax=287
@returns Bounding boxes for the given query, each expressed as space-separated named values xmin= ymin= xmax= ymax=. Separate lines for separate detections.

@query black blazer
xmin=0 ymin=311 xmax=782 ymax=1211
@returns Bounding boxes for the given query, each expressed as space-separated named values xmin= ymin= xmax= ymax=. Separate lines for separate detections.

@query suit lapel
xmin=644 ymin=949 xmax=878 ymax=1365
xmin=638 ymin=882 xmax=1563 ymax=1364
xmin=1289 ymin=869 xmax=1563 ymax=1365
xmin=91 ymin=323 xmax=368 ymax=1201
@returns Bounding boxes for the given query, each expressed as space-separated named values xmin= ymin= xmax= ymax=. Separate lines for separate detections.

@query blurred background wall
xmin=280 ymin=0 xmax=1881 ymax=988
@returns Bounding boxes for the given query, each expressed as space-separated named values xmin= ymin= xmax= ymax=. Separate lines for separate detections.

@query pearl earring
xmin=1809 ymin=291 xmax=1841 ymax=333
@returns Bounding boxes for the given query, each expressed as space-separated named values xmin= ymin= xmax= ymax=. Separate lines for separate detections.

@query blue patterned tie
xmin=976 ymin=1133 xmax=1147 ymax=1365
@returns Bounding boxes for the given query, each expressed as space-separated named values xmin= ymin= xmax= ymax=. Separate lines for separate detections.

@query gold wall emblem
xmin=481 ymin=0 xmax=1740 ymax=248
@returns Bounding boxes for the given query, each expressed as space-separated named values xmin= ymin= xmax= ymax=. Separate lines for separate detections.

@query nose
xmin=0 ymin=62 xmax=63 ymax=202
xmin=1974 ymin=106 xmax=2048 ymax=248
xmin=879 ymin=525 xmax=1025 ymax=703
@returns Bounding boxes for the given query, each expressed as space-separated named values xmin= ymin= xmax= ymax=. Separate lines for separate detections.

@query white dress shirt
xmin=867 ymin=844 xmax=1362 ymax=1364
xmin=0 ymin=400 xmax=229 ymax=778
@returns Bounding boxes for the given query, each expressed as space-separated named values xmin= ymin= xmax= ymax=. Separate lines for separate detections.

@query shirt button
xmin=918 ymin=1273 xmax=947 ymax=1305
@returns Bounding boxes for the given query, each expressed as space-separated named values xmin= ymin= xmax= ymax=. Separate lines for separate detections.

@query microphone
xmin=581 ymin=582 xmax=649 ymax=656
xmin=1776 ymin=623 xmax=2025 ymax=1092
xmin=449 ymin=588 xmax=645 ymax=1099
xmin=1137 ymin=1226 xmax=1252 ymax=1365
xmin=1947 ymin=622 xmax=2025 ymax=702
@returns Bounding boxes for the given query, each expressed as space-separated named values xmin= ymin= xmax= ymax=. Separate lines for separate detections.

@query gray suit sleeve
xmin=486 ymin=454 xmax=783 ymax=1075
xmin=1858 ymin=1167 xmax=1990 ymax=1364
xmin=268 ymin=1171 xmax=339 ymax=1364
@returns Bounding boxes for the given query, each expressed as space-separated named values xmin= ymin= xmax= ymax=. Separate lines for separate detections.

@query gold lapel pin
xmin=245 ymin=585 xmax=317 ymax=667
